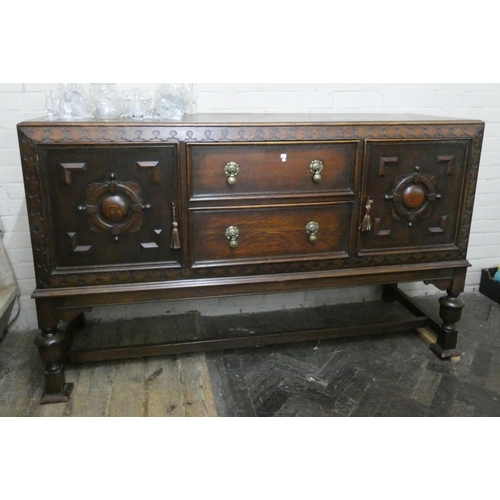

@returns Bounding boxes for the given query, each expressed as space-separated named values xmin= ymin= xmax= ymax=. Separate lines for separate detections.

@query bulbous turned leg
xmin=35 ymin=327 xmax=73 ymax=404
xmin=430 ymin=293 xmax=464 ymax=360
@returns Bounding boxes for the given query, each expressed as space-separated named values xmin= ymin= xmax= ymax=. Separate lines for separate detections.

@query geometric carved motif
xmin=428 ymin=215 xmax=448 ymax=234
xmin=384 ymin=166 xmax=443 ymax=228
xmin=78 ymin=173 xmax=151 ymax=240
xmin=378 ymin=157 xmax=399 ymax=176
xmin=140 ymin=230 xmax=163 ymax=250
xmin=373 ymin=218 xmax=392 ymax=238
xmin=67 ymin=232 xmax=92 ymax=253
xmin=437 ymin=155 xmax=454 ymax=175
xmin=137 ymin=161 xmax=160 ymax=184
xmin=61 ymin=162 xmax=87 ymax=185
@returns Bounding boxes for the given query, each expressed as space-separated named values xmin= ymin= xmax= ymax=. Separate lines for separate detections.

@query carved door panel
xmin=40 ymin=145 xmax=180 ymax=270
xmin=361 ymin=140 xmax=469 ymax=253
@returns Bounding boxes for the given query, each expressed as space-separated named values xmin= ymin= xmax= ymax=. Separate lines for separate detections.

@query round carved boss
xmin=100 ymin=194 xmax=129 ymax=222
xmin=81 ymin=176 xmax=149 ymax=235
xmin=385 ymin=166 xmax=442 ymax=226
xmin=402 ymin=184 xmax=426 ymax=209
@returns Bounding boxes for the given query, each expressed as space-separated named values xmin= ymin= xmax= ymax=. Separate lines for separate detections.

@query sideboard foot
xmin=429 ymin=342 xmax=461 ymax=360
xmin=40 ymin=383 xmax=74 ymax=405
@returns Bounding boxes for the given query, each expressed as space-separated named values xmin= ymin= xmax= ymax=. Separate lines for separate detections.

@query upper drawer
xmin=188 ymin=141 xmax=359 ymax=200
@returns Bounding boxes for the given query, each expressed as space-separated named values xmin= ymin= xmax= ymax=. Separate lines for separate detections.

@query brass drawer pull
xmin=225 ymin=226 xmax=240 ymax=248
xmin=309 ymin=159 xmax=324 ymax=183
xmin=306 ymin=221 xmax=319 ymax=243
xmin=224 ymin=162 xmax=240 ymax=185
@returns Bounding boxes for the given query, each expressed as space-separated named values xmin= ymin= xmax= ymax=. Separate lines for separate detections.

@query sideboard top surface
xmin=18 ymin=113 xmax=484 ymax=128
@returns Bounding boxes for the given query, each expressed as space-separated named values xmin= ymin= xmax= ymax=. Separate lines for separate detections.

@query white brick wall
xmin=1 ymin=83 xmax=499 ymax=330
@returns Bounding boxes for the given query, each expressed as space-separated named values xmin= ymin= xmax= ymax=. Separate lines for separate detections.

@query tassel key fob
xmin=170 ymin=202 xmax=181 ymax=249
xmin=361 ymin=197 xmax=373 ymax=232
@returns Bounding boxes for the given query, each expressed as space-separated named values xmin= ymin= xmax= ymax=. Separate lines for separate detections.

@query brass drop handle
xmin=306 ymin=221 xmax=319 ymax=243
xmin=225 ymin=226 xmax=240 ymax=248
xmin=224 ymin=162 xmax=240 ymax=185
xmin=309 ymin=159 xmax=324 ymax=183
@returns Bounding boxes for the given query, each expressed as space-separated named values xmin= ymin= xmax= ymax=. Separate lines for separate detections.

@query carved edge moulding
xmin=21 ymin=121 xmax=483 ymax=143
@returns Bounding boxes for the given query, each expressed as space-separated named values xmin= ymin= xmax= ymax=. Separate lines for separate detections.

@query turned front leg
xmin=430 ymin=292 xmax=464 ymax=359
xmin=35 ymin=326 xmax=73 ymax=404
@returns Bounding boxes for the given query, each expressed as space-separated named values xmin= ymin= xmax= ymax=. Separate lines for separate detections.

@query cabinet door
xmin=361 ymin=140 xmax=469 ymax=253
xmin=40 ymin=145 xmax=181 ymax=270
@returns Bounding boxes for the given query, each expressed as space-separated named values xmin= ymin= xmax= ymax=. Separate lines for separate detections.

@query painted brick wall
xmin=1 ymin=83 xmax=499 ymax=331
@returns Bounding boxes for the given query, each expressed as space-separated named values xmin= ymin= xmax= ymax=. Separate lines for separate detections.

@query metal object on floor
xmin=0 ymin=219 xmax=20 ymax=342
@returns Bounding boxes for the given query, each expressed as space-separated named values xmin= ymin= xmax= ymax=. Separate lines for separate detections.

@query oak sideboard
xmin=17 ymin=113 xmax=484 ymax=403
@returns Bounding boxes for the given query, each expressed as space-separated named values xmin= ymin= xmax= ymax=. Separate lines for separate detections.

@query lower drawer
xmin=190 ymin=203 xmax=351 ymax=266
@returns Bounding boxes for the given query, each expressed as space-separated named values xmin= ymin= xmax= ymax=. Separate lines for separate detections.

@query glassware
xmin=55 ymin=83 xmax=89 ymax=119
xmin=121 ymin=88 xmax=153 ymax=120
xmin=89 ymin=83 xmax=121 ymax=119
xmin=45 ymin=88 xmax=57 ymax=118
xmin=154 ymin=83 xmax=187 ymax=120
xmin=185 ymin=83 xmax=199 ymax=114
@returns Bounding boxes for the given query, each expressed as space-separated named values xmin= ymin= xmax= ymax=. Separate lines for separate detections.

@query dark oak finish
xmin=17 ymin=113 xmax=484 ymax=403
